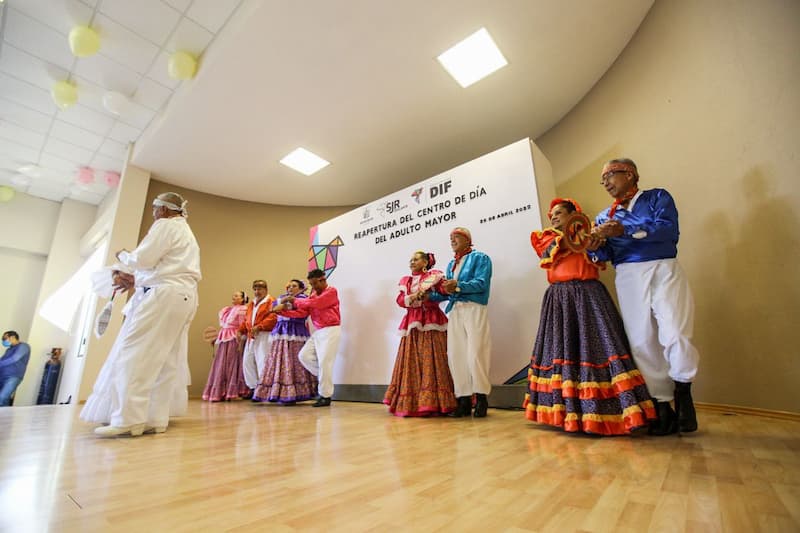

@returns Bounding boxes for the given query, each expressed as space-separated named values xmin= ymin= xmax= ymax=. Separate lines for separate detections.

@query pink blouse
xmin=216 ymin=304 xmax=247 ymax=344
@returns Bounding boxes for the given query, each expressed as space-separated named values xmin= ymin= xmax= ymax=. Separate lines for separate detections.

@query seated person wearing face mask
xmin=0 ymin=331 xmax=31 ymax=406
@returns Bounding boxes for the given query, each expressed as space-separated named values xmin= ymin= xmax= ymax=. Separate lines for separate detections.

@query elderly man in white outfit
xmin=591 ymin=159 xmax=700 ymax=436
xmin=81 ymin=192 xmax=201 ymax=437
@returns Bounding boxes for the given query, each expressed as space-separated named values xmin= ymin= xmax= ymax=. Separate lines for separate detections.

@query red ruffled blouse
xmin=395 ymin=270 xmax=448 ymax=336
xmin=531 ymin=229 xmax=602 ymax=284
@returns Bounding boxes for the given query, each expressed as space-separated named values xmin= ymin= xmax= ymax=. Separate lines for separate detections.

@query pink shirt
xmin=293 ymin=286 xmax=341 ymax=329
xmin=216 ymin=304 xmax=247 ymax=344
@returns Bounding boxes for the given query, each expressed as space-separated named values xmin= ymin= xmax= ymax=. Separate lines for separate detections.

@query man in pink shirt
xmin=281 ymin=269 xmax=341 ymax=407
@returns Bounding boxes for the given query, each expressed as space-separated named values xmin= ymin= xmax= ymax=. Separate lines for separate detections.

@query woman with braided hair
xmin=384 ymin=250 xmax=456 ymax=416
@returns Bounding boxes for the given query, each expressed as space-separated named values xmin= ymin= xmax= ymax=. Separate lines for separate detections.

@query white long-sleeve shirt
xmin=117 ymin=216 xmax=201 ymax=289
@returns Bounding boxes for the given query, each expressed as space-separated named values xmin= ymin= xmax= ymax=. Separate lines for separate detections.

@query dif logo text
xmin=429 ymin=180 xmax=452 ymax=200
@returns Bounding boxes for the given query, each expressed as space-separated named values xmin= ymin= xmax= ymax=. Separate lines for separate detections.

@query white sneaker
xmin=94 ymin=424 xmax=145 ymax=437
xmin=143 ymin=425 xmax=167 ymax=434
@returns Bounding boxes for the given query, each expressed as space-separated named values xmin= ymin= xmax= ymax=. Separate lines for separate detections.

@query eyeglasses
xmin=600 ymin=170 xmax=629 ymax=182
xmin=252 ymin=285 xmax=266 ymax=290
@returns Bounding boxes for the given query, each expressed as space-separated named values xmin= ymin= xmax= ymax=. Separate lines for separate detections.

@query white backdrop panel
xmin=311 ymin=138 xmax=552 ymax=386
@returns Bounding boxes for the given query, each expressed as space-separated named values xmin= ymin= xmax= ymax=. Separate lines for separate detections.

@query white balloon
xmin=102 ymin=91 xmax=129 ymax=115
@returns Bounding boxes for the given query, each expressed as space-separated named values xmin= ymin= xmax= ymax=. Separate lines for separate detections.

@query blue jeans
xmin=0 ymin=376 xmax=22 ymax=406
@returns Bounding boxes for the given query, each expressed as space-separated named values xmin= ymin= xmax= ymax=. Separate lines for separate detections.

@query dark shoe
xmin=648 ymin=400 xmax=678 ymax=436
xmin=449 ymin=396 xmax=472 ymax=418
xmin=312 ymin=396 xmax=331 ymax=407
xmin=473 ymin=393 xmax=488 ymax=418
xmin=674 ymin=381 xmax=698 ymax=433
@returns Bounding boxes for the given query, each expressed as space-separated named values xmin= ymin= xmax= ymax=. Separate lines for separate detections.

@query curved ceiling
xmin=133 ymin=0 xmax=654 ymax=207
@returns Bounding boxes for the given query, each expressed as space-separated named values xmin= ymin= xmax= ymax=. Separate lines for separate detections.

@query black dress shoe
xmin=312 ymin=396 xmax=332 ymax=407
xmin=674 ymin=381 xmax=698 ymax=433
xmin=473 ymin=393 xmax=488 ymax=418
xmin=449 ymin=396 xmax=472 ymax=418
xmin=648 ymin=400 xmax=678 ymax=436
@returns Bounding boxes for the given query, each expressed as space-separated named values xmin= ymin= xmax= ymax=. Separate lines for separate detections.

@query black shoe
xmin=449 ymin=396 xmax=472 ymax=418
xmin=674 ymin=381 xmax=698 ymax=433
xmin=648 ymin=400 xmax=678 ymax=436
xmin=473 ymin=393 xmax=488 ymax=418
xmin=312 ymin=396 xmax=331 ymax=407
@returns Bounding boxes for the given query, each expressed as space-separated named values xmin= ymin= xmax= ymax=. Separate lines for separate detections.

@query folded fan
xmin=94 ymin=289 xmax=118 ymax=338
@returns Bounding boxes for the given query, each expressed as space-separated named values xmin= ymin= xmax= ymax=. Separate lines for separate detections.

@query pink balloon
xmin=104 ymin=171 xmax=121 ymax=187
xmin=77 ymin=167 xmax=95 ymax=185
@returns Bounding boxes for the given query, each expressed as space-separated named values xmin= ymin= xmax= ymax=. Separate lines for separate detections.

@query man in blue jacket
xmin=0 ymin=331 xmax=31 ymax=406
xmin=431 ymin=227 xmax=493 ymax=418
xmin=591 ymin=158 xmax=699 ymax=435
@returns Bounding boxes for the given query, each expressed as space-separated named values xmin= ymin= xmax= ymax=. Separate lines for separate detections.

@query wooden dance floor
xmin=1 ymin=400 xmax=799 ymax=532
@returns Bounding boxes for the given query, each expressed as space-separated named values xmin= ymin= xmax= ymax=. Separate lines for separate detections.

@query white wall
xmin=0 ymin=192 xmax=59 ymax=349
xmin=14 ymin=199 xmax=97 ymax=405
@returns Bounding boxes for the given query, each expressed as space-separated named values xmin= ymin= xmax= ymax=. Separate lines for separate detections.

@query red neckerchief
xmin=453 ymin=247 xmax=474 ymax=270
xmin=609 ymin=186 xmax=638 ymax=218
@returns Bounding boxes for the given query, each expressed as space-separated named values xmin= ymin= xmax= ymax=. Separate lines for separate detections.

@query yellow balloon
xmin=0 ymin=186 xmax=15 ymax=203
xmin=168 ymin=51 xmax=198 ymax=80
xmin=52 ymin=80 xmax=78 ymax=110
xmin=69 ymin=26 xmax=100 ymax=57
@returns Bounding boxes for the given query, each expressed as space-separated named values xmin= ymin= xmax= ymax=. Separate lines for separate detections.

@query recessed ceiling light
xmin=17 ymin=164 xmax=42 ymax=177
xmin=437 ymin=28 xmax=508 ymax=88
xmin=279 ymin=148 xmax=330 ymax=176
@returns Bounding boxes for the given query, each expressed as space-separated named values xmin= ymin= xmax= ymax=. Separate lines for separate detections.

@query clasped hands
xmin=272 ymin=295 xmax=295 ymax=313
xmin=410 ymin=290 xmax=430 ymax=302
xmin=441 ymin=279 xmax=459 ymax=295
xmin=584 ymin=221 xmax=624 ymax=251
xmin=111 ymin=270 xmax=135 ymax=292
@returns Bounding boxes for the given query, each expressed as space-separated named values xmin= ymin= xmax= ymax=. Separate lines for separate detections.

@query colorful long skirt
xmin=202 ymin=338 xmax=249 ymax=401
xmin=384 ymin=328 xmax=457 ymax=416
xmin=523 ymin=279 xmax=656 ymax=435
xmin=253 ymin=337 xmax=318 ymax=404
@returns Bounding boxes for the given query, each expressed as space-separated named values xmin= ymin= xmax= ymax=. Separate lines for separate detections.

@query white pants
xmin=447 ymin=302 xmax=492 ymax=397
xmin=242 ymin=333 xmax=271 ymax=389
xmin=615 ymin=258 xmax=700 ymax=401
xmin=104 ymin=285 xmax=197 ymax=428
xmin=298 ymin=326 xmax=341 ymax=398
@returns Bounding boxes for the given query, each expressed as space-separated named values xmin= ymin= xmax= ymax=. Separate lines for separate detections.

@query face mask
xmin=2 ymin=340 xmax=10 ymax=348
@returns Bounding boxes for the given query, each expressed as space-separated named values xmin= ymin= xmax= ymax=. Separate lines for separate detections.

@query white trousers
xmin=242 ymin=333 xmax=271 ymax=389
xmin=615 ymin=258 xmax=700 ymax=401
xmin=447 ymin=302 xmax=492 ymax=397
xmin=298 ymin=326 xmax=341 ymax=398
xmin=108 ymin=285 xmax=197 ymax=428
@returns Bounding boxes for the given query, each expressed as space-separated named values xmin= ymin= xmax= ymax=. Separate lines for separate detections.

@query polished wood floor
xmin=1 ymin=400 xmax=799 ymax=532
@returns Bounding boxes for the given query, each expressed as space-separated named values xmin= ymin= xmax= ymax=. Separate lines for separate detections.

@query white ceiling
xmin=0 ymin=0 xmax=243 ymax=204
xmin=1 ymin=0 xmax=653 ymax=208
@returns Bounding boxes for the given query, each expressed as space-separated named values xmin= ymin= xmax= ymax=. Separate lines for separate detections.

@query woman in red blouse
xmin=383 ymin=251 xmax=457 ymax=416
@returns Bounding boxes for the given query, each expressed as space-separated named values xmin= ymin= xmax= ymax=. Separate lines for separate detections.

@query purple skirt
xmin=524 ymin=279 xmax=656 ymax=435
xmin=253 ymin=336 xmax=317 ymax=404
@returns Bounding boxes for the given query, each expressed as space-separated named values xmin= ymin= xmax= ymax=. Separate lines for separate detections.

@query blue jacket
xmin=592 ymin=188 xmax=680 ymax=266
xmin=0 ymin=342 xmax=31 ymax=380
xmin=430 ymin=251 xmax=492 ymax=313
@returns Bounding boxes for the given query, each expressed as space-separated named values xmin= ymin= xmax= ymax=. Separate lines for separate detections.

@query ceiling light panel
xmin=280 ymin=148 xmax=330 ymax=176
xmin=437 ymin=28 xmax=508 ymax=88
